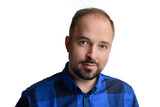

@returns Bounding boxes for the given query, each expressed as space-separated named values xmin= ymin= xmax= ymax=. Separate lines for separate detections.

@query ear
xmin=65 ymin=36 xmax=70 ymax=52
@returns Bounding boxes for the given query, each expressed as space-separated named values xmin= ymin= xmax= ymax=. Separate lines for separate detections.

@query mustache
xmin=80 ymin=60 xmax=98 ymax=65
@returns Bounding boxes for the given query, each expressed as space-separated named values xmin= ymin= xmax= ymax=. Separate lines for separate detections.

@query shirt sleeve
xmin=132 ymin=95 xmax=139 ymax=107
xmin=15 ymin=91 xmax=31 ymax=107
xmin=123 ymin=82 xmax=139 ymax=107
xmin=131 ymin=87 xmax=139 ymax=107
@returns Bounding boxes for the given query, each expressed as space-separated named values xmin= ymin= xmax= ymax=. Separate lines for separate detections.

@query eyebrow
xmin=77 ymin=35 xmax=111 ymax=46
xmin=76 ymin=36 xmax=90 ymax=40
xmin=101 ymin=41 xmax=110 ymax=46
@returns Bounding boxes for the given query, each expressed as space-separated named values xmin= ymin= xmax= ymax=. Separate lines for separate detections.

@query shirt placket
xmin=83 ymin=94 xmax=90 ymax=107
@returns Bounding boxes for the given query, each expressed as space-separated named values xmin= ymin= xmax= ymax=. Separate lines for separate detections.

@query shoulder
xmin=101 ymin=74 xmax=135 ymax=95
xmin=22 ymin=72 xmax=62 ymax=97
xmin=100 ymin=74 xmax=139 ymax=106
xmin=16 ymin=72 xmax=63 ymax=106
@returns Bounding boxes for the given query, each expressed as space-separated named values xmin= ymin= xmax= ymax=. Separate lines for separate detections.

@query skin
xmin=65 ymin=14 xmax=114 ymax=93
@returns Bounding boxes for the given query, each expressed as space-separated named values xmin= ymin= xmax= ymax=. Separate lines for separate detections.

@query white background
xmin=0 ymin=0 xmax=160 ymax=106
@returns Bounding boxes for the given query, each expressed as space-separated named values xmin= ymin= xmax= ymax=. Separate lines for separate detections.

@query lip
xmin=82 ymin=63 xmax=96 ymax=69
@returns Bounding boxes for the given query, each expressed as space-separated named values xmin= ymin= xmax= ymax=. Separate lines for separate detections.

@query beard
xmin=70 ymin=59 xmax=102 ymax=80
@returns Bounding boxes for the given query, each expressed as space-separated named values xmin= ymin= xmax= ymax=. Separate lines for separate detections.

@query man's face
xmin=66 ymin=14 xmax=114 ymax=80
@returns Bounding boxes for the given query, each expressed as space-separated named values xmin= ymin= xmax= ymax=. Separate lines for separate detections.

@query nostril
xmin=87 ymin=55 xmax=92 ymax=60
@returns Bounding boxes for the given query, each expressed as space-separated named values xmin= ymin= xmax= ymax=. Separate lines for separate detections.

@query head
xmin=65 ymin=8 xmax=115 ymax=80
xmin=69 ymin=8 xmax=115 ymax=39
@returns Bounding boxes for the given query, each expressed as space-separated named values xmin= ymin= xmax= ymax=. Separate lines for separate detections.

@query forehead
xmin=78 ymin=13 xmax=109 ymax=24
xmin=72 ymin=14 xmax=113 ymax=43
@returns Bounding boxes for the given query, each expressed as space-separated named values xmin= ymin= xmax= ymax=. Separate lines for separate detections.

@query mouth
xmin=82 ymin=63 xmax=96 ymax=69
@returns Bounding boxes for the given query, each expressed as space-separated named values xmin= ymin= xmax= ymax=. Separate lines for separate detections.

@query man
xmin=16 ymin=8 xmax=139 ymax=107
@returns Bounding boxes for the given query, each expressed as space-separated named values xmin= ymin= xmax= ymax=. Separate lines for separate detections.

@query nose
xmin=87 ymin=46 xmax=98 ymax=60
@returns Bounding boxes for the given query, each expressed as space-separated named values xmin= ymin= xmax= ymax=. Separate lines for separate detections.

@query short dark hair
xmin=69 ymin=8 xmax=115 ymax=38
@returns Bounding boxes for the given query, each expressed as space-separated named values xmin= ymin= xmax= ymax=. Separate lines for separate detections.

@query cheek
xmin=98 ymin=52 xmax=110 ymax=65
xmin=69 ymin=46 xmax=87 ymax=61
xmin=100 ymin=55 xmax=108 ymax=63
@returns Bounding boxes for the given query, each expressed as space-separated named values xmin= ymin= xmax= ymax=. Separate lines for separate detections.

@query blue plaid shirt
xmin=16 ymin=62 xmax=139 ymax=107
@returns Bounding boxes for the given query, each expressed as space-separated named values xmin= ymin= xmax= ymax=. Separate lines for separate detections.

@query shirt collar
xmin=62 ymin=62 xmax=79 ymax=94
xmin=62 ymin=62 xmax=104 ymax=94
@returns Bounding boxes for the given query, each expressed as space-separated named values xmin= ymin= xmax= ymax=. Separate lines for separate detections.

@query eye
xmin=80 ymin=41 xmax=87 ymax=45
xmin=100 ymin=45 xmax=107 ymax=49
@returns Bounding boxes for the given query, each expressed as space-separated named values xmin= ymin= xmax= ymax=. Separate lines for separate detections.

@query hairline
xmin=69 ymin=8 xmax=115 ymax=39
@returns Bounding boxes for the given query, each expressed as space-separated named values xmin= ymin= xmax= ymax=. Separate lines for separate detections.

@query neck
xmin=68 ymin=64 xmax=97 ymax=93
xmin=76 ymin=77 xmax=97 ymax=93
